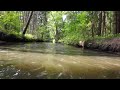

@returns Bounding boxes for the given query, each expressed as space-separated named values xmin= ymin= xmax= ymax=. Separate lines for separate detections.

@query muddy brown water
xmin=0 ymin=42 xmax=120 ymax=79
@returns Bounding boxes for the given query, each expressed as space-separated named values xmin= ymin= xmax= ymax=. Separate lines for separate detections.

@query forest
xmin=0 ymin=11 xmax=120 ymax=79
xmin=0 ymin=11 xmax=120 ymax=52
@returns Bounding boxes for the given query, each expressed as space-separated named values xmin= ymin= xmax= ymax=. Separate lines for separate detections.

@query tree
xmin=102 ymin=11 xmax=106 ymax=36
xmin=91 ymin=11 xmax=95 ymax=38
xmin=0 ymin=11 xmax=119 ymax=45
xmin=97 ymin=11 xmax=102 ymax=36
xmin=47 ymin=11 xmax=65 ymax=43
xmin=22 ymin=11 xmax=34 ymax=36
xmin=113 ymin=11 xmax=120 ymax=34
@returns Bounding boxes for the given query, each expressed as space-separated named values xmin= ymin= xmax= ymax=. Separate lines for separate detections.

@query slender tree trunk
xmin=109 ymin=12 xmax=112 ymax=34
xmin=91 ymin=11 xmax=95 ymax=38
xmin=113 ymin=11 xmax=120 ymax=34
xmin=22 ymin=11 xmax=34 ymax=36
xmin=51 ymin=12 xmax=59 ymax=43
xmin=91 ymin=21 xmax=94 ymax=38
xmin=102 ymin=11 xmax=106 ymax=36
xmin=97 ymin=11 xmax=102 ymax=36
xmin=55 ymin=26 xmax=59 ymax=42
xmin=117 ymin=11 xmax=120 ymax=34
xmin=113 ymin=11 xmax=117 ymax=34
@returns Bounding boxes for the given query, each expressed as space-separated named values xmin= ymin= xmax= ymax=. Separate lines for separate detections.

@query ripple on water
xmin=36 ymin=71 xmax=47 ymax=79
xmin=72 ymin=61 xmax=77 ymax=64
xmin=58 ymin=64 xmax=62 ymax=67
xmin=31 ymin=62 xmax=36 ymax=64
xmin=57 ymin=73 xmax=63 ymax=78
xmin=0 ymin=42 xmax=120 ymax=79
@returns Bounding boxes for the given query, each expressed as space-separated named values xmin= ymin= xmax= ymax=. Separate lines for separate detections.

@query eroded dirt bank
xmin=84 ymin=38 xmax=120 ymax=54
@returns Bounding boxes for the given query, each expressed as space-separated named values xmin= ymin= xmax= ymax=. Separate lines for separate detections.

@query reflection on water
xmin=0 ymin=42 xmax=120 ymax=79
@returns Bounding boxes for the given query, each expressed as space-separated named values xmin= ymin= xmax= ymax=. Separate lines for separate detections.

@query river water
xmin=0 ymin=42 xmax=120 ymax=79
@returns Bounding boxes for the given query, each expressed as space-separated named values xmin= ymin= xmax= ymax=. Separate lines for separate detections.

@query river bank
xmin=1 ymin=30 xmax=120 ymax=55
xmin=83 ymin=38 xmax=120 ymax=54
xmin=0 ymin=31 xmax=44 ymax=42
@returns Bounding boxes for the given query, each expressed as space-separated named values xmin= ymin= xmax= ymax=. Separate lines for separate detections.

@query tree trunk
xmin=97 ymin=11 xmax=102 ymax=36
xmin=55 ymin=26 xmax=59 ymax=42
xmin=91 ymin=22 xmax=94 ymax=38
xmin=113 ymin=11 xmax=120 ymax=34
xmin=22 ymin=11 xmax=34 ymax=36
xmin=113 ymin=11 xmax=117 ymax=34
xmin=109 ymin=12 xmax=112 ymax=34
xmin=91 ymin=11 xmax=95 ymax=38
xmin=117 ymin=11 xmax=120 ymax=34
xmin=51 ymin=12 xmax=59 ymax=43
xmin=102 ymin=11 xmax=106 ymax=36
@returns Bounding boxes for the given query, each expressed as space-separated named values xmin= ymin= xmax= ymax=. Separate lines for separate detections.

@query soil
xmin=84 ymin=38 xmax=120 ymax=53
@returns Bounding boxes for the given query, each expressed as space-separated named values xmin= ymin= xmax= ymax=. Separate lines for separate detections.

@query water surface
xmin=0 ymin=42 xmax=120 ymax=79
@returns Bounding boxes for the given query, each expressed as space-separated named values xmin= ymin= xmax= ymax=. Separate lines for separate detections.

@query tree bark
xmin=113 ymin=11 xmax=120 ymax=34
xmin=113 ymin=11 xmax=117 ymax=34
xmin=91 ymin=11 xmax=95 ymax=38
xmin=102 ymin=11 xmax=106 ymax=36
xmin=109 ymin=12 xmax=112 ymax=34
xmin=22 ymin=11 xmax=34 ymax=36
xmin=97 ymin=11 xmax=102 ymax=36
xmin=117 ymin=11 xmax=120 ymax=34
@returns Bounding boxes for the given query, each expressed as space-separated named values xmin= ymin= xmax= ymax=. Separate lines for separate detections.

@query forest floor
xmin=84 ymin=38 xmax=120 ymax=54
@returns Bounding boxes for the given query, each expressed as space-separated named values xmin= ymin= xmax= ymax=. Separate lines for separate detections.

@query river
xmin=0 ymin=42 xmax=120 ymax=79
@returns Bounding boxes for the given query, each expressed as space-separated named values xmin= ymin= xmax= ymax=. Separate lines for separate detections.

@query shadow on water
xmin=0 ymin=42 xmax=119 ymax=57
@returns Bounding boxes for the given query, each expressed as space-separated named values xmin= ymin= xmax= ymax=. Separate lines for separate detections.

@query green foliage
xmin=0 ymin=11 xmax=21 ymax=33
xmin=0 ymin=11 xmax=119 ymax=44
xmin=47 ymin=11 xmax=65 ymax=41
xmin=36 ymin=25 xmax=50 ymax=41
xmin=25 ymin=34 xmax=34 ymax=40
xmin=60 ymin=11 xmax=90 ymax=45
